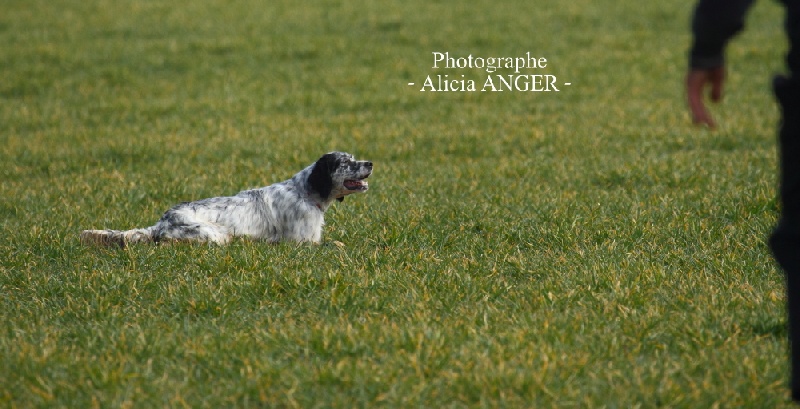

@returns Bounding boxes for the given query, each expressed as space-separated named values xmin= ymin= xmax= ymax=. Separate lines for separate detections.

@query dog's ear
xmin=308 ymin=153 xmax=337 ymax=199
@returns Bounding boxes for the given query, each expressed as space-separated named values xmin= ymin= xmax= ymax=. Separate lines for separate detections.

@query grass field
xmin=0 ymin=0 xmax=793 ymax=407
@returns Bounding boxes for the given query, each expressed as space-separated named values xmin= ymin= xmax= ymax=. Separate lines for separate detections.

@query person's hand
xmin=686 ymin=66 xmax=725 ymax=128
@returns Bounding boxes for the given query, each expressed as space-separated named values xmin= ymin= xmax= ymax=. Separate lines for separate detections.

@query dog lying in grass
xmin=80 ymin=152 xmax=372 ymax=247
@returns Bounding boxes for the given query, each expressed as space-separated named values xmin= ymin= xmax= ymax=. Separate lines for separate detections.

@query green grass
xmin=0 ymin=0 xmax=792 ymax=407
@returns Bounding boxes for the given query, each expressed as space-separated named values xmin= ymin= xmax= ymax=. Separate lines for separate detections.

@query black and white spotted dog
xmin=80 ymin=152 xmax=372 ymax=247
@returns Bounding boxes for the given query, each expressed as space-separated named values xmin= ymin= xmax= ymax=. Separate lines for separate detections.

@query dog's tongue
xmin=344 ymin=180 xmax=366 ymax=190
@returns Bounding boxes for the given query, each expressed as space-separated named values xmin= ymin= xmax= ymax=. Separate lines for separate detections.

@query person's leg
xmin=774 ymin=1 xmax=800 ymax=400
xmin=772 ymin=73 xmax=800 ymax=400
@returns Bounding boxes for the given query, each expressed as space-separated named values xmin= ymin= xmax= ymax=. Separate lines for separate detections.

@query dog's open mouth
xmin=343 ymin=176 xmax=369 ymax=191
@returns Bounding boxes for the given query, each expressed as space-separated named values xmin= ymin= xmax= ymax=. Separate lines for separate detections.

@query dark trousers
xmin=772 ymin=73 xmax=800 ymax=401
xmin=773 ymin=1 xmax=800 ymax=400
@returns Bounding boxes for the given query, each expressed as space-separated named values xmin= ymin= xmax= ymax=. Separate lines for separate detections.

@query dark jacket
xmin=690 ymin=0 xmax=800 ymax=75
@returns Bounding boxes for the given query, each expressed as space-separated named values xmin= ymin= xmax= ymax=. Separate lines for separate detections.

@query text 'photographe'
xmin=410 ymin=52 xmax=570 ymax=92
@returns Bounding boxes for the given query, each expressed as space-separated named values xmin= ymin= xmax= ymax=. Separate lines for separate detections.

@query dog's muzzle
xmin=344 ymin=162 xmax=372 ymax=192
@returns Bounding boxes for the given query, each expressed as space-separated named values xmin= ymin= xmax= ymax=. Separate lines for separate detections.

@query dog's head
xmin=308 ymin=151 xmax=372 ymax=202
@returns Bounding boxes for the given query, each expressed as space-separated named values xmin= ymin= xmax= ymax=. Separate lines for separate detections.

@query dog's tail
xmin=80 ymin=228 xmax=155 ymax=248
